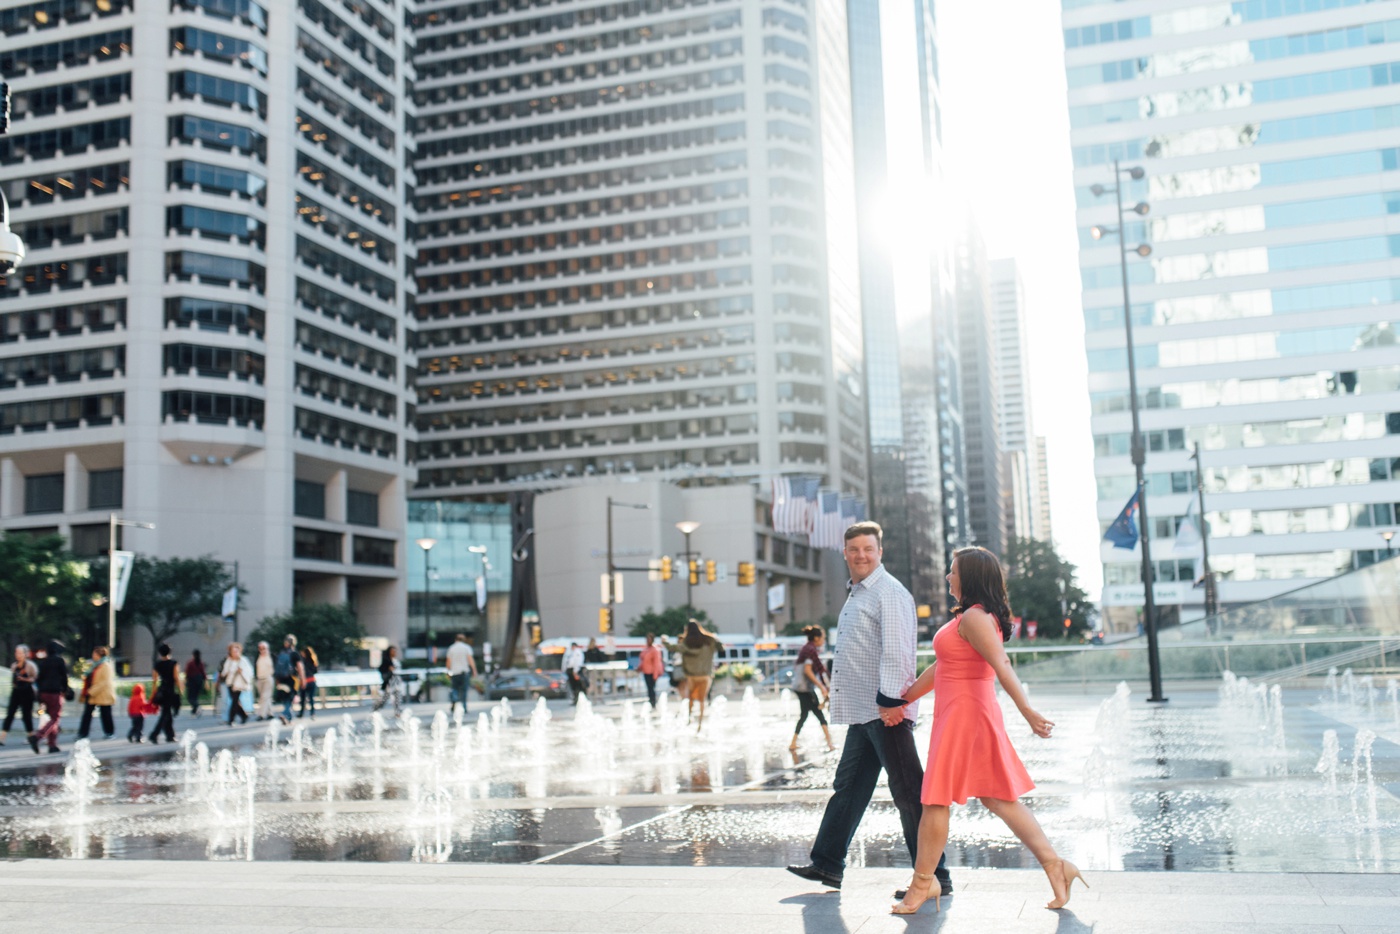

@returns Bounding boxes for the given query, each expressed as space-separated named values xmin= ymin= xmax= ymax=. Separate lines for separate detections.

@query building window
xmin=69 ymin=523 xmax=111 ymax=557
xmin=347 ymin=489 xmax=378 ymax=526
xmin=755 ymin=533 xmax=767 ymax=561
xmin=294 ymin=479 xmax=326 ymax=519
xmin=89 ymin=468 xmax=123 ymax=510
xmin=352 ymin=535 xmax=394 ymax=567
xmin=24 ymin=473 xmax=63 ymax=515
xmin=771 ymin=539 xmax=789 ymax=565
xmin=294 ymin=527 xmax=341 ymax=562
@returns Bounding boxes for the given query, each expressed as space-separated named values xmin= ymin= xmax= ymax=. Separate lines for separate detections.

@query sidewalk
xmin=0 ymin=861 xmax=1394 ymax=933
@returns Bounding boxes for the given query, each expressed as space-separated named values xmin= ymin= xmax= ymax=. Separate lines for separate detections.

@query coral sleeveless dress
xmin=921 ymin=609 xmax=1035 ymax=806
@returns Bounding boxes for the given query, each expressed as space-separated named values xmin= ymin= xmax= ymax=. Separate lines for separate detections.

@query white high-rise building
xmin=991 ymin=257 xmax=1048 ymax=545
xmin=1064 ymin=0 xmax=1400 ymax=630
xmin=0 ymin=0 xmax=417 ymax=653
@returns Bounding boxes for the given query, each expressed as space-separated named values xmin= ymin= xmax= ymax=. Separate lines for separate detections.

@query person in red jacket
xmin=126 ymin=683 xmax=159 ymax=743
xmin=638 ymin=633 xmax=665 ymax=709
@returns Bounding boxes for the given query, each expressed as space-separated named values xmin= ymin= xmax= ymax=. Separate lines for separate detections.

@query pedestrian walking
xmin=274 ymin=636 xmax=304 ymax=725
xmin=445 ymin=633 xmax=477 ymax=717
xmin=372 ymin=645 xmax=404 ymax=716
xmin=0 ymin=644 xmax=37 ymax=745
xmin=298 ymin=645 xmax=319 ymax=718
xmin=562 ymin=642 xmax=587 ymax=705
xmin=638 ymin=633 xmax=664 ymax=709
xmin=219 ymin=643 xmax=252 ymax=726
xmin=127 ymin=683 xmax=157 ymax=742
xmin=77 ymin=646 xmax=116 ymax=740
xmin=891 ymin=547 xmax=1082 ymax=914
xmin=678 ymin=620 xmax=723 ymax=731
xmin=787 ymin=522 xmax=950 ymax=897
xmin=184 ymin=649 xmax=207 ymax=718
xmin=253 ymin=641 xmax=274 ymax=720
xmin=790 ymin=626 xmax=835 ymax=753
xmin=148 ymin=643 xmax=182 ymax=744
xmin=30 ymin=641 xmax=70 ymax=754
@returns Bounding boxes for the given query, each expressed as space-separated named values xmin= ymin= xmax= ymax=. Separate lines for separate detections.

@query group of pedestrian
xmin=214 ymin=636 xmax=319 ymax=727
xmin=564 ymin=624 xmax=726 ymax=732
xmin=0 ymin=641 xmax=70 ymax=753
xmin=786 ymin=522 xmax=1084 ymax=914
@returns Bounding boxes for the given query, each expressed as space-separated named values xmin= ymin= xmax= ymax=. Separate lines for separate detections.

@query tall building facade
xmin=1064 ymin=0 xmax=1400 ymax=628
xmin=955 ymin=218 xmax=1006 ymax=557
xmin=991 ymin=257 xmax=1049 ymax=545
xmin=407 ymin=1 xmax=867 ymax=631
xmin=847 ymin=0 xmax=964 ymax=610
xmin=0 ymin=0 xmax=417 ymax=650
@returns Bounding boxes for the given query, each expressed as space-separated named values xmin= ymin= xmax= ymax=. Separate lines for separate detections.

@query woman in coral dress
xmin=891 ymin=546 xmax=1086 ymax=915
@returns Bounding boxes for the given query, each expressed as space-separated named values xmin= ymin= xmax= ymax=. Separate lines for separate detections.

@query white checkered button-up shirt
xmin=828 ymin=564 xmax=919 ymax=726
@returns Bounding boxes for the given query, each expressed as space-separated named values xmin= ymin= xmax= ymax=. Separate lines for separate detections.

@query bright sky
xmin=937 ymin=0 xmax=1104 ymax=594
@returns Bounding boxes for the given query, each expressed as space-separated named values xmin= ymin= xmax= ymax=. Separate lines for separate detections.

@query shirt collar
xmin=846 ymin=563 xmax=887 ymax=592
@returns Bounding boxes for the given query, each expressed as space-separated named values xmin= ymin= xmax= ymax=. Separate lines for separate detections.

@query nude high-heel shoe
xmin=891 ymin=871 xmax=940 ymax=915
xmin=1046 ymin=859 xmax=1088 ymax=909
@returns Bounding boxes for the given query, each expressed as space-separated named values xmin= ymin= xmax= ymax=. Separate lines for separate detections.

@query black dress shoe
xmin=786 ymin=864 xmax=841 ymax=889
xmin=894 ymin=879 xmax=954 ymax=900
xmin=27 ymin=735 xmax=40 ymax=754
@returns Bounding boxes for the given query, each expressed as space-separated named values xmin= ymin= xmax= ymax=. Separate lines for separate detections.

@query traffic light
xmin=528 ymin=621 xmax=543 ymax=646
xmin=737 ymin=561 xmax=755 ymax=586
xmin=598 ymin=606 xmax=611 ymax=632
xmin=688 ymin=559 xmax=699 ymax=586
xmin=660 ymin=555 xmax=673 ymax=581
xmin=704 ymin=559 xmax=716 ymax=583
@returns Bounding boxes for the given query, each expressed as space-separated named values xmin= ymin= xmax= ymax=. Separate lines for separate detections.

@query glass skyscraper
xmin=1064 ymin=0 xmax=1400 ymax=629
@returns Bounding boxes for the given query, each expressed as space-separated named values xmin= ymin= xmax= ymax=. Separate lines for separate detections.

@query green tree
xmin=1004 ymin=536 xmax=1093 ymax=640
xmin=247 ymin=603 xmax=364 ymax=666
xmin=0 ymin=533 xmax=95 ymax=649
xmin=625 ymin=605 xmax=710 ymax=638
xmin=111 ymin=555 xmax=235 ymax=655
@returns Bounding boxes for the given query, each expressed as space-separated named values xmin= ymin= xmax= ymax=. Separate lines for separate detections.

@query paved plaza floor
xmin=2 ymin=859 xmax=1397 ymax=934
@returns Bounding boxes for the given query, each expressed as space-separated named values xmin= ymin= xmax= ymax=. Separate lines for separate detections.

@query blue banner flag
xmin=1103 ymin=489 xmax=1140 ymax=550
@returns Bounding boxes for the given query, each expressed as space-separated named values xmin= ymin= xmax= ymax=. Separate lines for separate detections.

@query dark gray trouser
xmin=808 ymin=718 xmax=949 ymax=884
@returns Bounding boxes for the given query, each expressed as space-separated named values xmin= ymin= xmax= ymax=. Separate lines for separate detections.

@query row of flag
xmin=1103 ymin=488 xmax=1206 ymax=578
xmin=771 ymin=476 xmax=867 ymax=550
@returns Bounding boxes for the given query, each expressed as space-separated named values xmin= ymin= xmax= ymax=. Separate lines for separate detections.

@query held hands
xmin=878 ymin=704 xmax=906 ymax=727
xmin=1022 ymin=706 xmax=1055 ymax=739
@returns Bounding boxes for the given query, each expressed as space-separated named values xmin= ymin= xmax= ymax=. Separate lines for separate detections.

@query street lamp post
xmin=1381 ymin=530 xmax=1395 ymax=557
xmin=675 ymin=520 xmax=701 ymax=608
xmin=108 ymin=513 xmax=155 ymax=652
xmin=468 ymin=544 xmax=489 ymax=615
xmin=416 ymin=537 xmax=436 ymax=658
xmin=1092 ymin=160 xmax=1167 ymax=704
xmin=605 ymin=497 xmax=649 ymax=633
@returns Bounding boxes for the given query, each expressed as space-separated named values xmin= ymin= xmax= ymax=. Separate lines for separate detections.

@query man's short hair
xmin=284 ymin=634 xmax=297 ymax=647
xmin=843 ymin=521 xmax=883 ymax=547
xmin=455 ymin=633 xmax=467 ymax=642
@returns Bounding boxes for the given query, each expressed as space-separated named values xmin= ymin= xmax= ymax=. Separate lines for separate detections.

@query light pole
xmin=468 ymin=544 xmax=489 ymax=615
xmin=416 ymin=537 xmax=436 ymax=657
xmin=1091 ymin=160 xmax=1167 ymax=704
xmin=675 ymin=520 xmax=701 ymax=609
xmin=108 ymin=513 xmax=155 ymax=653
xmin=605 ymin=497 xmax=649 ymax=633
xmin=1381 ymin=530 xmax=1396 ymax=558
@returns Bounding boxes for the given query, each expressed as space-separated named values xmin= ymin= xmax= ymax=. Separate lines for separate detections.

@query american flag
xmin=811 ymin=490 xmax=843 ymax=549
xmin=771 ymin=475 xmax=820 ymax=534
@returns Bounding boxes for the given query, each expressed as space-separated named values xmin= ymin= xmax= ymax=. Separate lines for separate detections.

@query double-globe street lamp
xmin=1091 ymin=160 xmax=1167 ymax=704
xmin=416 ymin=536 xmax=436 ymax=658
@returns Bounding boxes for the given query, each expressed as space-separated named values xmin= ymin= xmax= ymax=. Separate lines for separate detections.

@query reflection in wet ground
xmin=2 ymin=678 xmax=1398 ymax=872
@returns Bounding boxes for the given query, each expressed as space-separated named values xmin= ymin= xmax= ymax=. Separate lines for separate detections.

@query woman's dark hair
xmin=952 ymin=546 xmax=1014 ymax=642
xmin=682 ymin=619 xmax=714 ymax=648
xmin=191 ymin=649 xmax=201 ymax=661
xmin=157 ymin=643 xmax=172 ymax=657
xmin=801 ymin=625 xmax=824 ymax=643
xmin=303 ymin=646 xmax=318 ymax=666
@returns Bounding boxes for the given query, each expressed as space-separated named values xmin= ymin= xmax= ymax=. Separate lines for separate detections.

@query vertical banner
xmin=112 ymin=550 xmax=136 ymax=611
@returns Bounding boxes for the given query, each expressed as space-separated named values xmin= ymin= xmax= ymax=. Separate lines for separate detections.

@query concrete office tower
xmin=991 ymin=258 xmax=1049 ymax=545
xmin=1035 ymin=434 xmax=1052 ymax=543
xmin=955 ymin=219 xmax=1005 ymax=558
xmin=847 ymin=0 xmax=964 ymax=611
xmin=1064 ymin=0 xmax=1400 ymax=629
xmin=0 ymin=0 xmax=417 ymax=653
xmin=409 ymin=1 xmax=868 ymax=510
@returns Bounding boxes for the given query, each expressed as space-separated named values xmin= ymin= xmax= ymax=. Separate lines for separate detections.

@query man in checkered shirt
xmin=787 ymin=521 xmax=950 ymax=896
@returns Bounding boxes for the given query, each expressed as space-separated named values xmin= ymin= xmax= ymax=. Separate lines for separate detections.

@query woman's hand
xmin=1022 ymin=707 xmax=1054 ymax=739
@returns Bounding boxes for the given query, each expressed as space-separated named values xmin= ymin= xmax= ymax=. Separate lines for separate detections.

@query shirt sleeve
xmin=876 ymin=585 xmax=917 ymax=708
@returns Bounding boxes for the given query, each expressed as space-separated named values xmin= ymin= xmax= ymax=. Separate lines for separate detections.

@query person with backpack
xmin=297 ymin=645 xmax=319 ymax=719
xmin=273 ymin=635 xmax=304 ymax=725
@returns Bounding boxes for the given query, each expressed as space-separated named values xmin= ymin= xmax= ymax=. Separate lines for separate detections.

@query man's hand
xmin=878 ymin=705 xmax=905 ymax=727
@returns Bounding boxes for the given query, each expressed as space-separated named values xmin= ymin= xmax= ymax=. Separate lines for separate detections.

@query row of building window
xmin=1091 ymin=365 xmax=1399 ymax=415
xmin=1087 ymin=321 xmax=1397 ymax=373
xmin=297 ymin=152 xmax=394 ymax=224
xmin=296 ymin=363 xmax=396 ymax=420
xmin=416 ymin=381 xmax=754 ymax=432
xmin=417 ymin=208 xmax=747 ymax=268
xmin=417 ymin=265 xmax=751 ymax=320
xmin=166 ymin=250 xmax=264 ymax=291
xmin=293 ymin=527 xmax=395 ymax=566
xmin=166 ymin=296 xmax=264 ymax=337
xmin=312 ymin=0 xmax=391 ymax=42
xmin=1095 ymin=412 xmax=1400 ymax=457
xmin=414 ymin=442 xmax=758 ymax=488
xmin=10 ymin=72 xmax=130 ymax=120
xmin=295 ymin=406 xmax=396 ymax=458
xmin=11 ymin=206 xmax=126 ymax=249
xmin=0 ymin=27 xmax=129 ymax=74
xmin=421 ymin=323 xmax=753 ymax=374
xmin=1098 ymin=456 xmax=1400 ymax=503
xmin=295 ymin=195 xmax=395 ymax=264
xmin=411 ymin=0 xmax=703 ymax=30
xmin=3 ymin=252 xmax=126 ymax=294
xmin=297 ymin=29 xmax=394 ymax=121
xmin=171 ymin=114 xmax=266 ymax=161
xmin=173 ymin=0 xmax=268 ymax=34
xmin=164 ymin=343 xmax=264 ymax=381
xmin=296 ymin=320 xmax=395 ymax=380
xmin=296 ymin=111 xmax=393 ymax=187
xmin=293 ymin=479 xmax=380 ymax=525
xmin=416 ymin=412 xmax=758 ymax=461
xmin=3 ymin=299 xmax=124 ymax=343
xmin=422 ymin=353 xmax=757 ymax=404
xmin=0 ymin=116 xmax=129 ymax=163
xmin=300 ymin=0 xmax=393 ymax=77
xmin=171 ymin=25 xmax=267 ymax=74
xmin=163 ymin=389 xmax=263 ymax=428
xmin=5 ymin=162 xmax=127 ymax=208
xmin=296 ymin=278 xmax=396 ymax=341
xmin=0 ymin=392 xmax=122 ymax=433
xmin=414 ymin=295 xmax=751 ymax=349
xmin=170 ymin=70 xmax=266 ymax=117
xmin=169 ymin=158 xmax=266 ymax=202
xmin=0 ymin=345 xmax=122 ymax=387
xmin=168 ymin=204 xmax=266 ymax=247
xmin=297 ymin=236 xmax=395 ymax=301
xmin=19 ymin=467 xmax=123 ymax=516
xmin=2 ymin=0 xmax=129 ymax=36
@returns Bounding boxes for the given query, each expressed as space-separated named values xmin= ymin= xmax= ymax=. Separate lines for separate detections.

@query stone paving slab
xmin=2 ymin=861 xmax=1396 ymax=933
